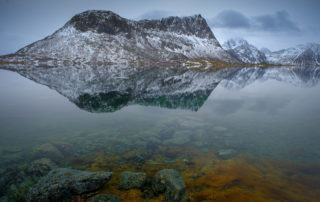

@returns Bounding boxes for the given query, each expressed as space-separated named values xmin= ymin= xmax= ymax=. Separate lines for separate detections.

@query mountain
xmin=12 ymin=10 xmax=238 ymax=65
xmin=265 ymin=43 xmax=320 ymax=66
xmin=222 ymin=39 xmax=267 ymax=64
xmin=222 ymin=39 xmax=320 ymax=66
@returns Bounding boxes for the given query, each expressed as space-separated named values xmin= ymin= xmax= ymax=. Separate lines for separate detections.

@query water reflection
xmin=13 ymin=65 xmax=320 ymax=113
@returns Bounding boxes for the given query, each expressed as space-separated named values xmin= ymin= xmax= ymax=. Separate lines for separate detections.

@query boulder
xmin=118 ymin=171 xmax=146 ymax=190
xmin=32 ymin=144 xmax=64 ymax=161
xmin=26 ymin=158 xmax=57 ymax=177
xmin=152 ymin=169 xmax=187 ymax=202
xmin=26 ymin=168 xmax=112 ymax=202
xmin=89 ymin=194 xmax=121 ymax=202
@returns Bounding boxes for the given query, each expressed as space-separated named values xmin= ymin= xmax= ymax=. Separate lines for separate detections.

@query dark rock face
xmin=89 ymin=194 xmax=121 ymax=202
xmin=26 ymin=158 xmax=57 ymax=177
xmin=26 ymin=168 xmax=112 ymax=202
xmin=118 ymin=171 xmax=146 ymax=190
xmin=68 ymin=10 xmax=134 ymax=37
xmin=139 ymin=14 xmax=216 ymax=39
xmin=152 ymin=169 xmax=187 ymax=202
xmin=67 ymin=10 xmax=215 ymax=40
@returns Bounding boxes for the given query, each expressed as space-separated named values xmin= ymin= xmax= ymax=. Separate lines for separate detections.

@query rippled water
xmin=1 ymin=66 xmax=320 ymax=201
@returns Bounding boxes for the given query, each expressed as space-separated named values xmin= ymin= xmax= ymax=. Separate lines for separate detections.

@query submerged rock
xmin=89 ymin=194 xmax=121 ymax=202
xmin=152 ymin=169 xmax=187 ymax=202
xmin=26 ymin=158 xmax=57 ymax=177
xmin=32 ymin=144 xmax=64 ymax=162
xmin=118 ymin=171 xmax=146 ymax=190
xmin=26 ymin=168 xmax=112 ymax=202
xmin=217 ymin=149 xmax=238 ymax=160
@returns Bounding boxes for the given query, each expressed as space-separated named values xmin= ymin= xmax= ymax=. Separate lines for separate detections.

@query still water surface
xmin=0 ymin=66 xmax=320 ymax=201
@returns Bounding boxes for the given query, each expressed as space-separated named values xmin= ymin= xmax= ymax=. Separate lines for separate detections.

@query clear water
xmin=1 ymin=66 xmax=320 ymax=201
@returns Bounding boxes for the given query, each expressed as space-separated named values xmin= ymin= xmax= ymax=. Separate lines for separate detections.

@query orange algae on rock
xmin=188 ymin=156 xmax=320 ymax=201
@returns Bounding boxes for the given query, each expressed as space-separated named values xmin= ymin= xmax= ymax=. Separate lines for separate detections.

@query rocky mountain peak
xmin=66 ymin=10 xmax=216 ymax=40
xmin=66 ymin=10 xmax=134 ymax=35
xmin=222 ymin=38 xmax=267 ymax=64
xmin=138 ymin=13 xmax=216 ymax=39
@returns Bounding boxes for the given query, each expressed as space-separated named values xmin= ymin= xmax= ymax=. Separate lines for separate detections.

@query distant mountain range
xmin=223 ymin=38 xmax=320 ymax=66
xmin=0 ymin=10 xmax=319 ymax=67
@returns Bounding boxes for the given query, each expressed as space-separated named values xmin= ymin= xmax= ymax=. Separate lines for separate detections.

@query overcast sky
xmin=0 ymin=0 xmax=319 ymax=55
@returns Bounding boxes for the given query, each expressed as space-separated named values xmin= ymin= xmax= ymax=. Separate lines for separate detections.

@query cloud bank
xmin=210 ymin=10 xmax=300 ymax=33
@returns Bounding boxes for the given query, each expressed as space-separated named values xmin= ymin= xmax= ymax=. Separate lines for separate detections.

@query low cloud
xmin=211 ymin=10 xmax=250 ymax=29
xmin=138 ymin=10 xmax=172 ymax=20
xmin=252 ymin=11 xmax=300 ymax=32
xmin=210 ymin=10 xmax=300 ymax=33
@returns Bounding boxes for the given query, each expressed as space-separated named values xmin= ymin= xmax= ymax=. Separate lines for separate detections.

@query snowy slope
xmin=222 ymin=39 xmax=267 ymax=64
xmin=16 ymin=10 xmax=238 ymax=65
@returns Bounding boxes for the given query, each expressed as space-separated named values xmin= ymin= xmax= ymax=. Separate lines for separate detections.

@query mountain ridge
xmin=223 ymin=38 xmax=320 ymax=66
xmin=13 ymin=10 xmax=238 ymax=66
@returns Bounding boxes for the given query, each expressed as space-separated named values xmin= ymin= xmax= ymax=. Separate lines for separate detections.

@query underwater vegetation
xmin=65 ymin=144 xmax=320 ymax=202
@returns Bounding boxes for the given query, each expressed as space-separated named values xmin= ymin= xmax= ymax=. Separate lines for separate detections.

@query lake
xmin=0 ymin=65 xmax=320 ymax=201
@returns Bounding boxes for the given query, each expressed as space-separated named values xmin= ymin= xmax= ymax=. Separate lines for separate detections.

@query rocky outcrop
xmin=152 ymin=169 xmax=187 ymax=202
xmin=26 ymin=168 xmax=112 ymax=202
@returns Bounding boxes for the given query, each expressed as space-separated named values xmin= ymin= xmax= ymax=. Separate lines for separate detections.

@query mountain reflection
xmin=2 ymin=64 xmax=320 ymax=113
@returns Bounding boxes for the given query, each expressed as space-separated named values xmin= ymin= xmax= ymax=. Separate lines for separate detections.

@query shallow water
xmin=1 ymin=66 xmax=320 ymax=201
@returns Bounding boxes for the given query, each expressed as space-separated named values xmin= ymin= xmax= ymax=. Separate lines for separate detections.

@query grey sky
xmin=0 ymin=0 xmax=319 ymax=55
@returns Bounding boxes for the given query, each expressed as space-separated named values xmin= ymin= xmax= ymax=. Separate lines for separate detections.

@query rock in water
xmin=118 ymin=171 xmax=146 ymax=190
xmin=32 ymin=143 xmax=64 ymax=162
xmin=26 ymin=158 xmax=57 ymax=177
xmin=26 ymin=168 xmax=112 ymax=202
xmin=89 ymin=194 xmax=121 ymax=202
xmin=152 ymin=169 xmax=187 ymax=202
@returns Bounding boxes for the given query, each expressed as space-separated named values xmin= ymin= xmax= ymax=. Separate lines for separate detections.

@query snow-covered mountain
xmin=222 ymin=39 xmax=267 ymax=64
xmin=222 ymin=38 xmax=320 ymax=66
xmin=265 ymin=43 xmax=320 ymax=66
xmin=13 ymin=10 xmax=238 ymax=65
